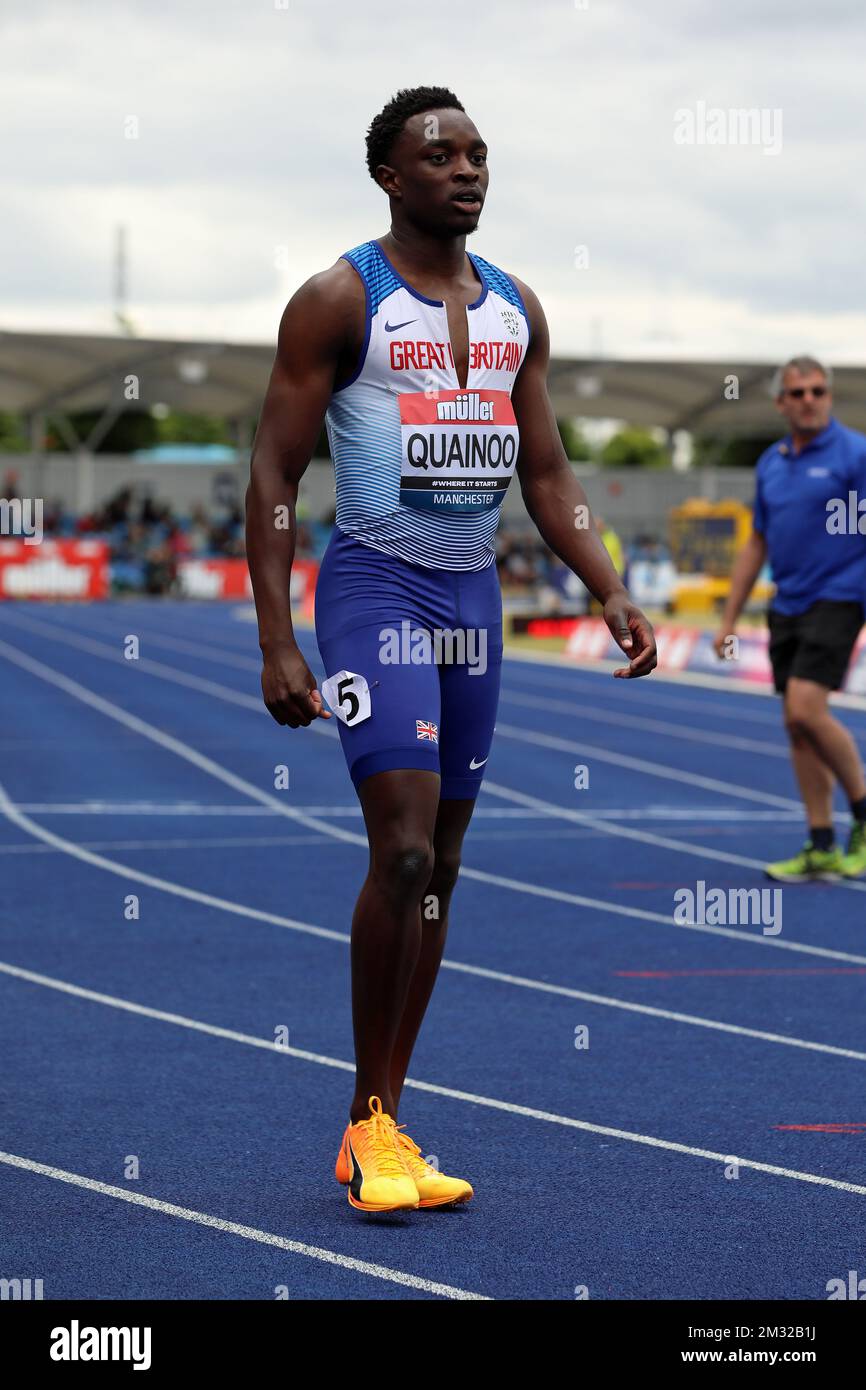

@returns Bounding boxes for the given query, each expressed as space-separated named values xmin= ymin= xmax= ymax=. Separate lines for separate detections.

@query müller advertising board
xmin=561 ymin=617 xmax=866 ymax=694
xmin=0 ymin=544 xmax=319 ymax=613
xmin=0 ymin=539 xmax=110 ymax=600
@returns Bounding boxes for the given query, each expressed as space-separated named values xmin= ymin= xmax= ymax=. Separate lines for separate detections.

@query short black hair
xmin=365 ymin=86 xmax=466 ymax=182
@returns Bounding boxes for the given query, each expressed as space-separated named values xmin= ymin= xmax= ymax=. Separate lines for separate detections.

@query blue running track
xmin=2 ymin=601 xmax=865 ymax=1300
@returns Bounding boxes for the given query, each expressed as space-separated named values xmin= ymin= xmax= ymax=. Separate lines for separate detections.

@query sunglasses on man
xmin=786 ymin=385 xmax=828 ymax=399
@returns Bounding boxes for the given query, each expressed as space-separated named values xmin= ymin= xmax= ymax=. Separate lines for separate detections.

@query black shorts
xmin=767 ymin=599 xmax=864 ymax=694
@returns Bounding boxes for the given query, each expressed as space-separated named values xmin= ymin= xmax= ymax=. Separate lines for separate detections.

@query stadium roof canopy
xmin=2 ymin=328 xmax=865 ymax=444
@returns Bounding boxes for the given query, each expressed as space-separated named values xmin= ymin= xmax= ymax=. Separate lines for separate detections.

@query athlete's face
xmin=379 ymin=109 xmax=489 ymax=237
xmin=776 ymin=368 xmax=832 ymax=436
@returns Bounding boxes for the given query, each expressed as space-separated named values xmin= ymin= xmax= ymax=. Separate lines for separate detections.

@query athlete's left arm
xmin=510 ymin=278 xmax=657 ymax=678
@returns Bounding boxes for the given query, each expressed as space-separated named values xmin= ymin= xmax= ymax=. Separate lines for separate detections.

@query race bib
xmin=321 ymin=670 xmax=372 ymax=727
xmin=399 ymin=388 xmax=519 ymax=515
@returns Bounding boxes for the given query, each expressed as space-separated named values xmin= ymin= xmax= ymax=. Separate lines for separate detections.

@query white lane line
xmin=402 ymin=1084 xmax=866 ymax=1197
xmin=0 ymin=636 xmax=363 ymax=847
xmin=0 ymin=824 xmax=794 ymax=857
xmin=58 ymin=605 xmax=264 ymax=661
xmin=8 ymin=802 xmax=291 ymax=816
xmin=494 ymin=720 xmax=799 ymax=810
xmin=501 ymin=641 xmax=866 ymax=713
xmin=0 ymin=959 xmax=351 ymax=1059
xmin=0 ymin=1148 xmax=485 ymax=1300
xmin=52 ymin=600 xmax=866 ymax=718
xmin=0 ymin=961 xmax=355 ymax=1056
xmin=5 ymin=784 xmax=866 ymax=1054
xmin=439 ymin=959 xmax=866 ymax=1062
xmin=1 ymin=609 xmax=836 ymax=834
xmin=0 ymin=777 xmax=348 ymax=946
xmin=501 ymin=664 xmax=786 ymax=726
xmin=0 ymin=612 xmax=810 ymax=843
xmin=0 ymin=609 xmax=803 ymax=811
xmin=51 ymin=608 xmax=822 ymax=753
xmin=489 ymin=739 xmax=866 ymax=878
xmin=502 ymin=661 xmax=866 ymax=728
xmin=484 ymin=775 xmax=771 ymax=870
xmin=481 ymin=777 xmax=866 ymax=904
xmin=0 ymin=801 xmax=802 ymax=822
xmin=25 ymin=609 xmax=803 ymax=791
xmin=3 ymin=636 xmax=865 ymax=960
xmin=500 ymin=688 xmax=790 ymax=758
xmin=0 ymin=834 xmax=337 ymax=855
xmin=0 ymin=608 xmax=269 ymax=713
xmin=2 ymin=963 xmax=865 ymax=1198
xmin=84 ymin=625 xmax=262 ymax=672
xmin=457 ymin=860 xmax=866 ymax=959
xmin=0 ymin=827 xmax=672 ymax=857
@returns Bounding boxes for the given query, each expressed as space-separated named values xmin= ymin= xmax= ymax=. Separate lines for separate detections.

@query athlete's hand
xmin=713 ymin=627 xmax=735 ymax=660
xmin=603 ymin=596 xmax=658 ymax=679
xmin=260 ymin=639 xmax=333 ymax=727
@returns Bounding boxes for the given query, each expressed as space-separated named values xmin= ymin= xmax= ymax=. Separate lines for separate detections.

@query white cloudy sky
xmin=3 ymin=0 xmax=866 ymax=363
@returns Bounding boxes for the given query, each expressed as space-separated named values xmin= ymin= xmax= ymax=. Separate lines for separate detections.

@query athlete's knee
xmin=373 ymin=837 xmax=436 ymax=902
xmin=785 ymin=699 xmax=823 ymax=742
xmin=429 ymin=848 xmax=461 ymax=896
xmin=785 ymin=709 xmax=812 ymax=744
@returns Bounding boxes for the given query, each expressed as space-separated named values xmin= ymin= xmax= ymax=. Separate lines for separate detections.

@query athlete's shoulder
xmin=291 ymin=255 xmax=366 ymax=312
xmin=276 ymin=255 xmax=366 ymax=358
xmin=502 ymin=271 xmax=542 ymax=322
xmin=485 ymin=267 xmax=545 ymax=353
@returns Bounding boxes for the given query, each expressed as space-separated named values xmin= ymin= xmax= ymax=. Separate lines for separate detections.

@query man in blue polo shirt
xmin=716 ymin=355 xmax=866 ymax=881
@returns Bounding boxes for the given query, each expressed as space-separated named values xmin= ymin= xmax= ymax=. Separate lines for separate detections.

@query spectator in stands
xmin=595 ymin=516 xmax=625 ymax=578
xmin=144 ymin=536 xmax=176 ymax=595
xmin=495 ymin=529 xmax=542 ymax=590
xmin=187 ymin=505 xmax=211 ymax=555
xmin=628 ymin=536 xmax=677 ymax=612
xmin=538 ymin=545 xmax=590 ymax=614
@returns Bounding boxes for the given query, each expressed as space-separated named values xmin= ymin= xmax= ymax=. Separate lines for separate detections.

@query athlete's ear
xmin=376 ymin=165 xmax=401 ymax=199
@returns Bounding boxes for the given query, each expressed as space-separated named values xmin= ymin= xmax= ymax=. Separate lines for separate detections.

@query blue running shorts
xmin=314 ymin=527 xmax=503 ymax=798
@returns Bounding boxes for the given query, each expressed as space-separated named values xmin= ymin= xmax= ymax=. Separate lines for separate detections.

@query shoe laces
xmin=353 ymin=1097 xmax=406 ymax=1179
xmin=394 ymin=1126 xmax=430 ymax=1172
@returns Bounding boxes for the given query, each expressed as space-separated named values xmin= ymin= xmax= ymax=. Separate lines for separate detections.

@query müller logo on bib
xmin=398 ymin=387 xmax=519 ymax=513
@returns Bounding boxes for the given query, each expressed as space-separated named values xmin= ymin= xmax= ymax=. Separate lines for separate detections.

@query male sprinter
xmin=246 ymin=87 xmax=657 ymax=1213
xmin=716 ymin=355 xmax=866 ymax=881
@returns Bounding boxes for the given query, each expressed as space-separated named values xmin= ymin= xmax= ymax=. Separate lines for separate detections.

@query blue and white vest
xmin=324 ymin=239 xmax=530 ymax=570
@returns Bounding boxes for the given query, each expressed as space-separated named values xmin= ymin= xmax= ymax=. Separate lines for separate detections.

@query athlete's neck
xmin=379 ymin=227 xmax=469 ymax=282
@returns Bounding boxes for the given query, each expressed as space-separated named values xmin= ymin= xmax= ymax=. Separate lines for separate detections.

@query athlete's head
xmin=773 ymin=355 xmax=833 ymax=436
xmin=366 ymin=86 xmax=488 ymax=238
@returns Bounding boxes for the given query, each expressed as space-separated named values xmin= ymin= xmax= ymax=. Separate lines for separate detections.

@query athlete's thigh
xmin=437 ymin=563 xmax=503 ymax=800
xmin=358 ymin=768 xmax=442 ymax=851
xmin=784 ymin=675 xmax=831 ymax=721
xmin=317 ymin=618 xmax=444 ymax=794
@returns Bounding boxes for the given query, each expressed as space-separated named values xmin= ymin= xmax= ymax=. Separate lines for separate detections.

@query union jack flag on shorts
xmin=415 ymin=719 xmax=439 ymax=743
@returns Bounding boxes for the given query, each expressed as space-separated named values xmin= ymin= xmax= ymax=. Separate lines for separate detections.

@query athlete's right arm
xmin=245 ymin=263 xmax=363 ymax=726
xmin=714 ymin=529 xmax=767 ymax=658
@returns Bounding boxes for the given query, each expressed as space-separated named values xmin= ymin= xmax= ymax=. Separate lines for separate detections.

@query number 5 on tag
xmin=321 ymin=670 xmax=372 ymax=727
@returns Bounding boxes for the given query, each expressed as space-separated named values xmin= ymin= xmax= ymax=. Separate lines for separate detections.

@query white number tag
xmin=321 ymin=670 xmax=372 ymax=727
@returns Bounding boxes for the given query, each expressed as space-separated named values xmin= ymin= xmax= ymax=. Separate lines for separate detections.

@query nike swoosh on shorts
xmin=469 ymin=756 xmax=489 ymax=770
